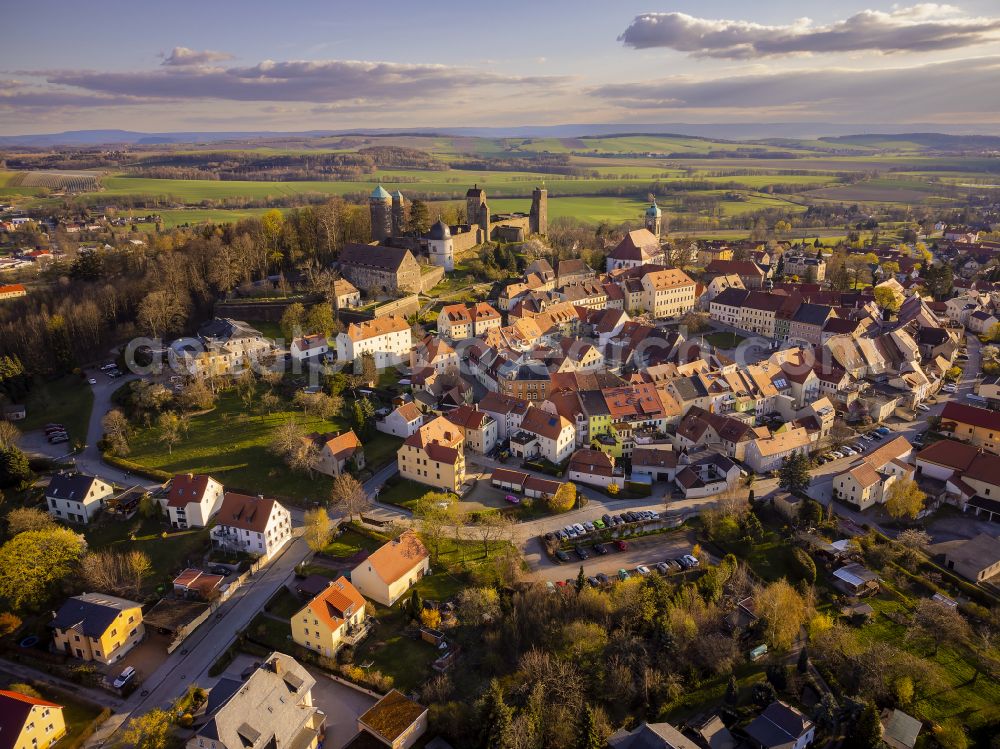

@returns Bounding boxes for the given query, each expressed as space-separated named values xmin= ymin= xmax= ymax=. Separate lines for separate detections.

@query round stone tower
xmin=427 ymin=219 xmax=454 ymax=271
xmin=369 ymin=184 xmax=392 ymax=242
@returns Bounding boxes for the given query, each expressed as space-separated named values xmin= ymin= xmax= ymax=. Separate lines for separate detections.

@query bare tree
xmin=81 ymin=550 xmax=153 ymax=599
xmin=0 ymin=421 xmax=20 ymax=450
xmin=102 ymin=409 xmax=131 ymax=456
xmin=470 ymin=511 xmax=514 ymax=559
xmin=330 ymin=474 xmax=370 ymax=521
xmin=157 ymin=412 xmax=182 ymax=455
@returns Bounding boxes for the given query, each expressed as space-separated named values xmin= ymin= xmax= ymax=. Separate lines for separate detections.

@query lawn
xmin=858 ymin=595 xmax=1000 ymax=731
xmin=83 ymin=514 xmax=211 ymax=592
xmin=352 ymin=602 xmax=439 ymax=693
xmin=248 ymin=612 xmax=293 ymax=651
xmin=266 ymin=587 xmax=305 ymax=619
xmin=377 ymin=478 xmax=437 ymax=510
xmin=322 ymin=525 xmax=385 ymax=558
xmin=127 ymin=388 xmax=349 ymax=504
xmin=20 ymin=375 xmax=94 ymax=448
xmin=703 ymin=331 xmax=747 ymax=349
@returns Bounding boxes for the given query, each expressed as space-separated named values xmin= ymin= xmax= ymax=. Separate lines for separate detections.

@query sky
xmin=2 ymin=0 xmax=1000 ymax=134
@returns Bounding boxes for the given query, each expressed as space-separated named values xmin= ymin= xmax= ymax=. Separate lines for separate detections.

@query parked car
xmin=575 ymin=546 xmax=589 ymax=560
xmin=593 ymin=543 xmax=608 ymax=555
xmin=563 ymin=526 xmax=577 ymax=538
xmin=616 ymin=540 xmax=629 ymax=551
xmin=587 ymin=576 xmax=600 ymax=588
xmin=830 ymin=451 xmax=844 ymax=459
xmin=665 ymin=559 xmax=682 ymax=572
xmin=618 ymin=569 xmax=631 ymax=581
xmin=573 ymin=523 xmax=586 ymax=535
xmin=682 ymin=554 xmax=700 ymax=567
xmin=583 ymin=521 xmax=595 ymax=533
xmin=876 ymin=427 xmax=891 ymax=436
xmin=636 ymin=565 xmax=651 ymax=576
xmin=842 ymin=447 xmax=857 ymax=456
xmin=601 ymin=514 xmax=613 ymax=526
xmin=916 ymin=403 xmax=931 ymax=412
xmin=596 ymin=573 xmax=610 ymax=586
xmin=655 ymin=562 xmax=670 ymax=575
xmin=555 ymin=530 xmax=568 ymax=541
xmin=505 ymin=494 xmax=520 ymax=505
xmin=87 ymin=378 xmax=97 ymax=385
xmin=592 ymin=519 xmax=605 ymax=530
xmin=555 ymin=550 xmax=570 ymax=563
xmin=211 ymin=566 xmax=230 ymax=576
xmin=545 ymin=581 xmax=556 ymax=593
xmin=113 ymin=666 xmax=136 ymax=689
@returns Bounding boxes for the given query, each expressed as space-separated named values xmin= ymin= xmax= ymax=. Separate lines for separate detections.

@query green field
xmin=126 ymin=388 xmax=402 ymax=504
xmin=152 ymin=207 xmax=275 ymax=228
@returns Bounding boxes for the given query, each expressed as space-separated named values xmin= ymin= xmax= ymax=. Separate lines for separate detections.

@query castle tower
xmin=369 ymin=185 xmax=392 ymax=242
xmin=466 ymin=185 xmax=486 ymax=228
xmin=479 ymin=201 xmax=491 ymax=243
xmin=645 ymin=198 xmax=662 ymax=237
xmin=530 ymin=185 xmax=548 ymax=235
xmin=391 ymin=190 xmax=406 ymax=236
xmin=427 ymin=220 xmax=455 ymax=272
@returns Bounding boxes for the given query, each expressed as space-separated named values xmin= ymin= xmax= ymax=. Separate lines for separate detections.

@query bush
xmin=790 ymin=548 xmax=817 ymax=585
xmin=101 ymin=454 xmax=172 ymax=482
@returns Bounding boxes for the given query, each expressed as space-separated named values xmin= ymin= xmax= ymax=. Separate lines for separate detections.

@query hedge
xmin=101 ymin=453 xmax=172 ymax=482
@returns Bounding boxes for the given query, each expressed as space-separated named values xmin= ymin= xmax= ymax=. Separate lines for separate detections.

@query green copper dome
xmin=371 ymin=185 xmax=391 ymax=200
xmin=646 ymin=200 xmax=661 ymax=217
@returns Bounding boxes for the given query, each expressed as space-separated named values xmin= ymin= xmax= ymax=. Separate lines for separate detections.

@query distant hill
xmin=3 ymin=124 xmax=1000 ymax=149
xmin=819 ymin=133 xmax=1000 ymax=150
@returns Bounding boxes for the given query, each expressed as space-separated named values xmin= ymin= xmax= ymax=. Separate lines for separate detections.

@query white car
xmin=841 ymin=447 xmax=856 ymax=456
xmin=87 ymin=378 xmax=97 ymax=385
xmin=636 ymin=565 xmax=651 ymax=576
xmin=682 ymin=554 xmax=700 ymax=567
xmin=830 ymin=451 xmax=844 ymax=459
xmin=916 ymin=403 xmax=931 ymax=412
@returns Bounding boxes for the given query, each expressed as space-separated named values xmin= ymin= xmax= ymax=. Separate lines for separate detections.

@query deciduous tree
xmin=121 ymin=708 xmax=173 ymax=749
xmin=330 ymin=474 xmax=370 ymax=520
xmin=886 ymin=478 xmax=926 ymax=520
xmin=547 ymin=482 xmax=577 ymax=513
xmin=0 ymin=527 xmax=87 ymax=610
xmin=303 ymin=508 xmax=333 ymax=552
xmin=756 ymin=579 xmax=809 ymax=651
xmin=5 ymin=507 xmax=55 ymax=536
xmin=102 ymin=409 xmax=131 ymax=456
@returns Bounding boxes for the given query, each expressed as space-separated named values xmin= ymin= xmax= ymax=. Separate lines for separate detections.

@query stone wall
xmin=420 ymin=266 xmax=445 ymax=292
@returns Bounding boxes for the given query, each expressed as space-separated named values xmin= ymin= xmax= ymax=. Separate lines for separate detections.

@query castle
xmin=368 ymin=184 xmax=548 ymax=272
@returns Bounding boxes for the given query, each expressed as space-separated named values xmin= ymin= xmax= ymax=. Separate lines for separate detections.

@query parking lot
xmin=527 ymin=526 xmax=698 ymax=583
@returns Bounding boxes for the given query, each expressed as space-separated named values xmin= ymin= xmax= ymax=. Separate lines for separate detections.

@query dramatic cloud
xmin=590 ymin=56 xmax=1000 ymax=118
xmin=39 ymin=58 xmax=564 ymax=105
xmin=161 ymin=47 xmax=234 ymax=66
xmin=618 ymin=4 xmax=1000 ymax=58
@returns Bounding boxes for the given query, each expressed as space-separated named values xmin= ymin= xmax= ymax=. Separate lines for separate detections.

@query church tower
xmin=391 ymin=190 xmax=406 ymax=236
xmin=645 ymin=198 xmax=662 ymax=237
xmin=369 ymin=185 xmax=392 ymax=242
xmin=530 ymin=185 xmax=548 ymax=235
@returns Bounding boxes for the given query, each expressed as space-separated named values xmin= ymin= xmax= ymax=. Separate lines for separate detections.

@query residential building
xmin=397 ymin=415 xmax=466 ymax=492
xmin=607 ymin=722 xmax=700 ymax=749
xmin=377 ymin=402 xmax=425 ymax=438
xmin=740 ymin=291 xmax=787 ymax=338
xmin=939 ymin=402 xmax=1000 ymax=454
xmin=46 ymin=473 xmax=113 ymax=524
xmin=291 ymin=334 xmax=329 ymax=361
xmin=210 ymin=493 xmax=292 ymax=560
xmin=709 ymin=287 xmax=750 ymax=328
xmin=291 ymin=576 xmax=369 ymax=658
xmin=176 ymin=317 xmax=274 ymax=377
xmin=744 ymin=701 xmax=815 ymax=749
xmin=832 ymin=436 xmax=914 ymax=511
xmin=336 ymin=315 xmax=412 ymax=369
xmin=172 ymin=569 xmax=224 ymax=600
xmin=509 ymin=406 xmax=575 ymax=464
xmin=705 ymin=259 xmax=768 ymax=289
xmin=641 ymin=268 xmax=698 ymax=319
xmin=50 ymin=592 xmax=144 ymax=664
xmin=744 ymin=427 xmax=811 ymax=474
xmin=560 ymin=279 xmax=608 ymax=310
xmin=556 ymin=258 xmax=594 ymax=286
xmin=0 ymin=283 xmax=27 ymax=300
xmin=698 ymin=273 xmax=744 ymax=310
xmin=631 ymin=445 xmax=679 ymax=482
xmin=480 ymin=391 xmax=530 ymax=440
xmin=350 ymin=531 xmax=430 ymax=607
xmin=189 ymin=653 xmax=324 ymax=749
xmin=333 ymin=278 xmax=362 ymax=309
xmin=0 ymin=690 xmax=65 ymax=749
xmin=165 ymin=473 xmax=225 ymax=529
xmin=354 ymin=690 xmax=428 ymax=749
xmin=437 ymin=304 xmax=473 ymax=340
xmin=409 ymin=335 xmax=458 ymax=374
xmin=968 ymin=309 xmax=999 ymax=335
xmin=338 ymin=243 xmax=422 ymax=294
xmin=782 ymin=252 xmax=826 ymax=282
xmin=444 ymin=404 xmax=498 ymax=455
xmin=568 ymin=448 xmax=625 ymax=489
xmin=306 ymin=430 xmax=365 ymax=476
xmin=788 ymin=304 xmax=835 ymax=346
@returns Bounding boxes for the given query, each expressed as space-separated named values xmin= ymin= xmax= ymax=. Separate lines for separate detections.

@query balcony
xmin=341 ymin=617 xmax=375 ymax=646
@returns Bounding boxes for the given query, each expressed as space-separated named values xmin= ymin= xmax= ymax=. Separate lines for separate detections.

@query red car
xmin=616 ymin=540 xmax=630 ymax=551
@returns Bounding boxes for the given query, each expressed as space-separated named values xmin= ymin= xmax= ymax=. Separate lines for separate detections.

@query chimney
xmin=271 ymin=656 xmax=282 ymax=674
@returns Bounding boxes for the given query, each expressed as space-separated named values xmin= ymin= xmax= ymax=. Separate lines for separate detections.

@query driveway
xmin=307 ymin=671 xmax=377 ymax=749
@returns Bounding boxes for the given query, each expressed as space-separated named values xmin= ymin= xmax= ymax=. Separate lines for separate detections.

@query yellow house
xmin=291 ymin=576 xmax=368 ymax=658
xmin=350 ymin=531 xmax=430 ymax=606
xmin=397 ymin=415 xmax=466 ymax=492
xmin=50 ymin=592 xmax=144 ymax=664
xmin=0 ymin=690 xmax=66 ymax=749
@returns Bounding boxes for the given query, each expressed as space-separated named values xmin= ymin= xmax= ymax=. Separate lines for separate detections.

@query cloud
xmin=161 ymin=47 xmax=234 ymax=66
xmin=618 ymin=4 xmax=1000 ymax=58
xmin=0 ymin=80 xmax=149 ymax=110
xmin=590 ymin=56 xmax=1000 ymax=118
xmin=38 ymin=58 xmax=565 ymax=106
